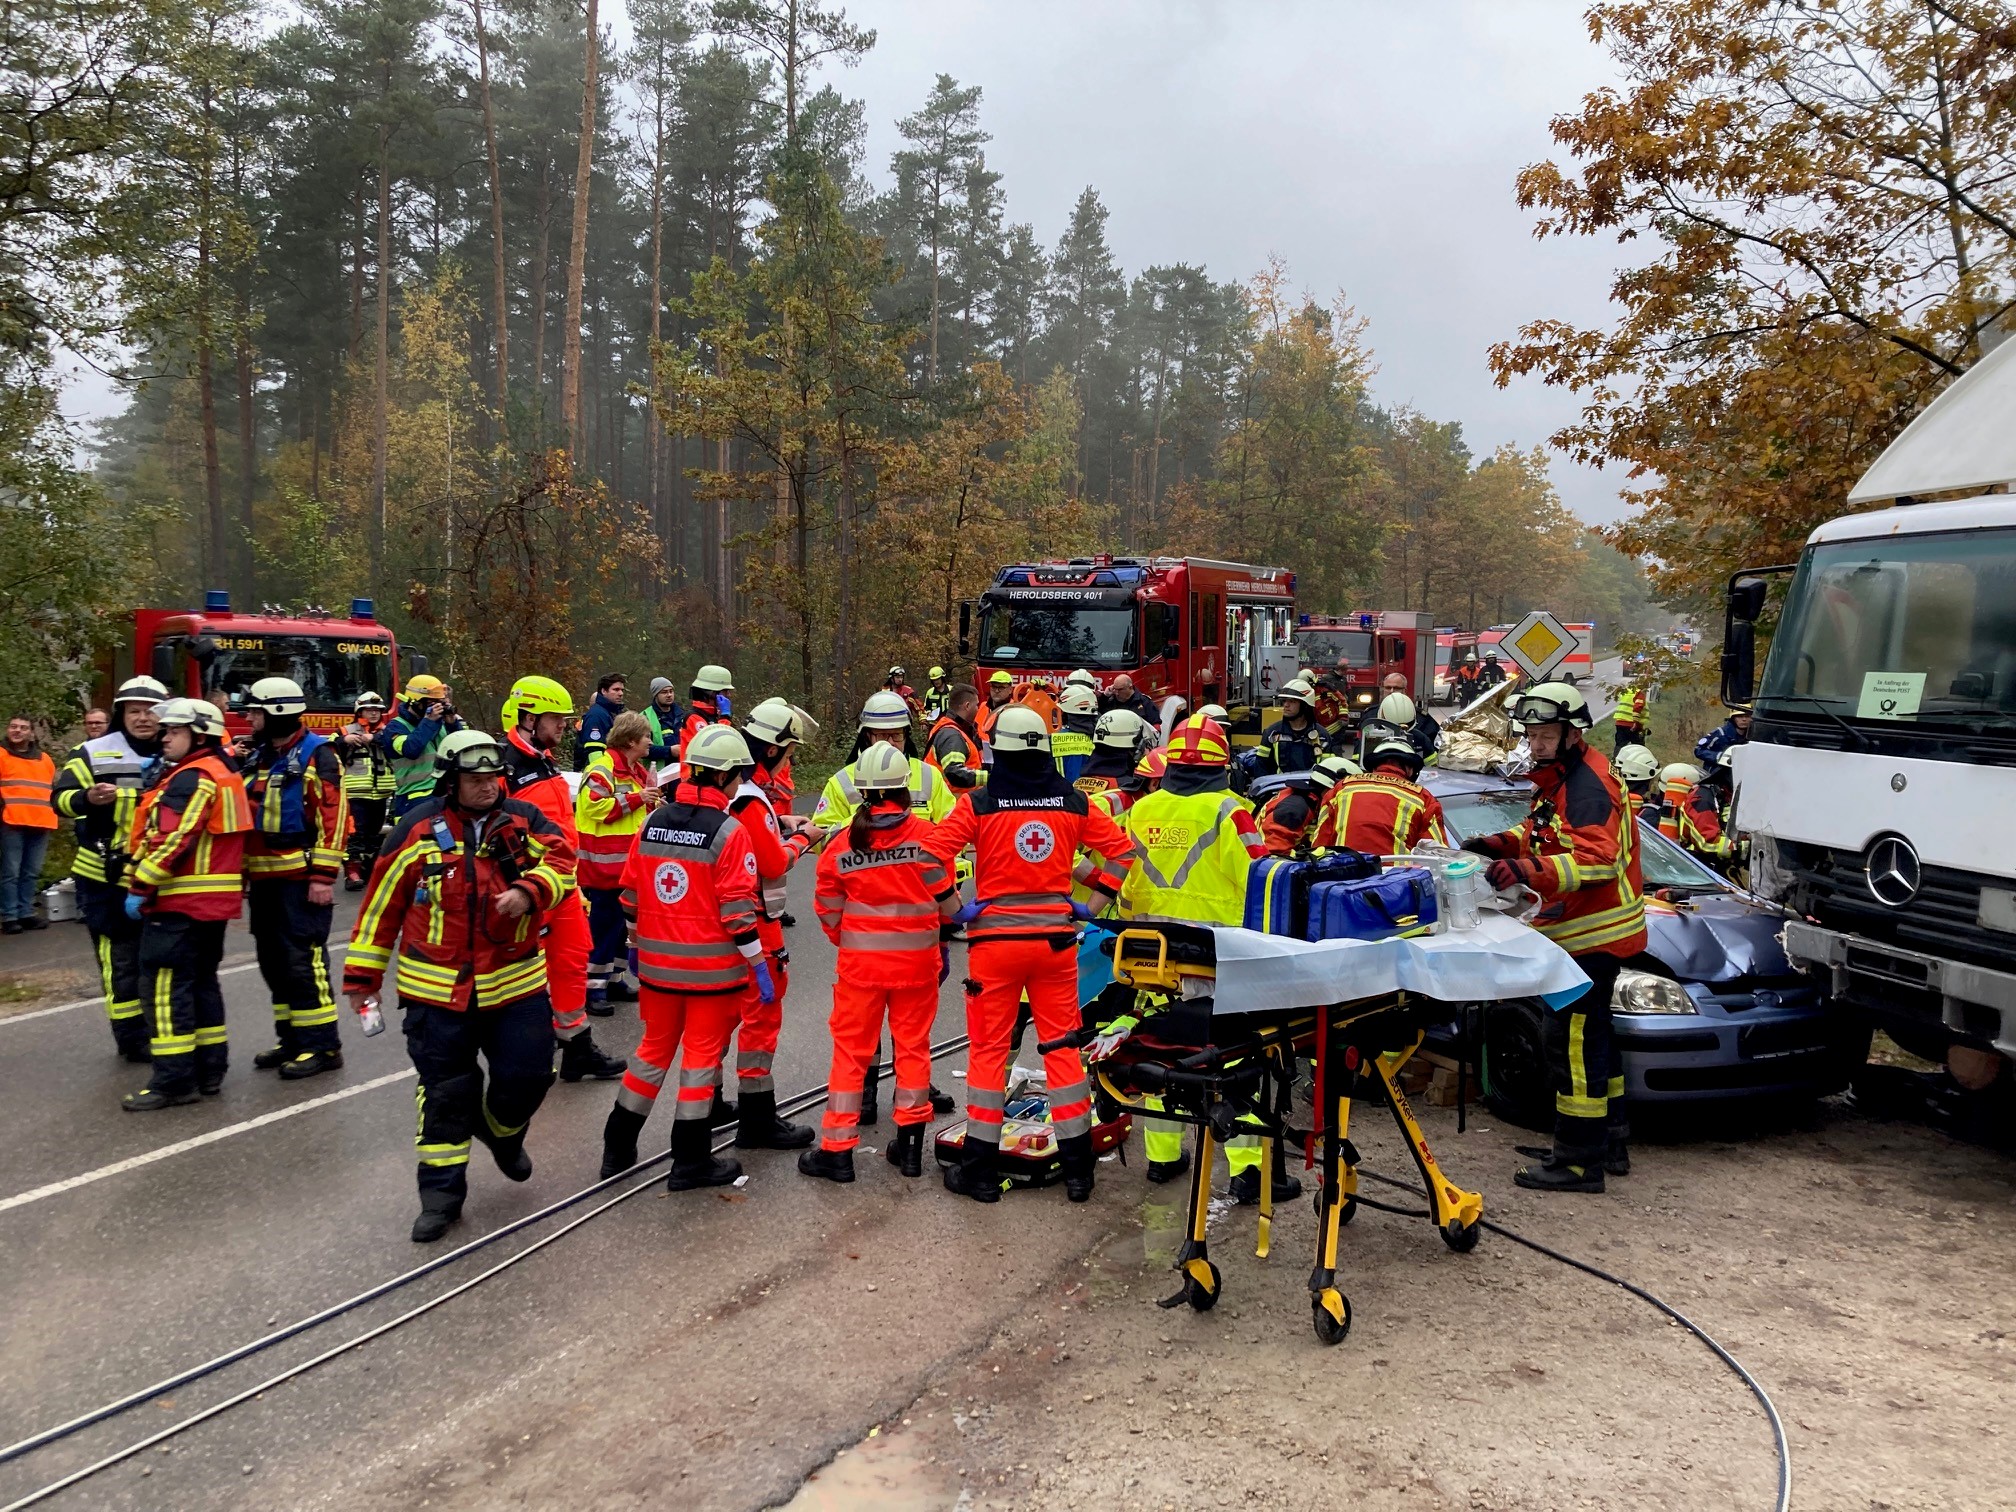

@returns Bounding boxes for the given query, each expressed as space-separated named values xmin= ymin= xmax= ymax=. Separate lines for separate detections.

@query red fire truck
xmin=1290 ymin=611 xmax=1437 ymax=719
xmin=962 ymin=557 xmax=1297 ymax=733
xmin=112 ymin=591 xmax=416 ymax=737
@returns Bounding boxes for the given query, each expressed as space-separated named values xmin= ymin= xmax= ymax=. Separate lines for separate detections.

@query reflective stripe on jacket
xmin=620 ymin=784 xmax=761 ymax=995
xmin=1312 ymin=771 xmax=1449 ymax=857
xmin=1477 ymin=744 xmax=1647 ymax=958
xmin=927 ymin=785 xmax=1135 ymax=941
xmin=339 ymin=720 xmax=398 ymax=798
xmin=1116 ymin=787 xmax=1266 ymax=927
xmin=575 ymin=750 xmax=652 ymax=890
xmin=814 ymin=812 xmax=958 ymax=986
xmin=127 ymin=748 xmax=252 ymax=921
xmin=54 ymin=732 xmax=153 ymax=882
xmin=812 ymin=754 xmax=954 ymax=833
xmin=243 ymin=729 xmax=350 ymax=881
xmin=344 ymin=797 xmax=571 ymax=1010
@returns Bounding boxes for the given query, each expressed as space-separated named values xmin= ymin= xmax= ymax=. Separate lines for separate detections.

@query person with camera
xmin=380 ymin=675 xmax=465 ymax=822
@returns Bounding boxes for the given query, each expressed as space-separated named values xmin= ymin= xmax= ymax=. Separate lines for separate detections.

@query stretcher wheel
xmin=1312 ymin=1290 xmax=1352 ymax=1346
xmin=1440 ymin=1217 xmax=1481 ymax=1253
xmin=1183 ymin=1261 xmax=1222 ymax=1312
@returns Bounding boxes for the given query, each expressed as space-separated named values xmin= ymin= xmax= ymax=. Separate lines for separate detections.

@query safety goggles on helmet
xmin=743 ymin=696 xmax=802 ymax=748
xmin=1614 ymin=745 xmax=1661 ymax=783
xmin=1093 ymin=708 xmax=1146 ymax=749
xmin=155 ymin=698 xmax=227 ymax=738
xmin=992 ymin=705 xmax=1051 ymax=753
xmin=1060 ymin=685 xmax=1099 ymax=717
xmin=1510 ymin=681 xmax=1592 ymax=731
xmin=692 ymin=664 xmax=735 ymax=694
xmin=354 ymin=691 xmax=387 ymax=712
xmin=685 ymin=724 xmax=753 ymax=772
xmin=114 ymin=675 xmax=169 ymax=706
xmin=887 ymin=665 xmax=906 ymax=679
xmin=243 ymin=676 xmax=308 ymax=716
xmin=854 ymin=740 xmax=912 ymax=790
xmin=858 ymin=690 xmax=912 ymax=731
xmin=505 ymin=674 xmax=575 ymax=723
xmin=1166 ymin=714 xmax=1231 ymax=767
xmin=436 ymin=730 xmax=506 ymax=776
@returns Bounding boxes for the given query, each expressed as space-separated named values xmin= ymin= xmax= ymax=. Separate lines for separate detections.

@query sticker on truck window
xmin=1856 ymin=671 xmax=1924 ymax=719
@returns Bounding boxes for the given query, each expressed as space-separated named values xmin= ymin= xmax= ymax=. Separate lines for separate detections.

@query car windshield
xmin=1436 ymin=790 xmax=1726 ymax=892
xmin=1759 ymin=528 xmax=2016 ymax=728
xmin=977 ymin=603 xmax=1136 ymax=668
xmin=168 ymin=634 xmax=395 ymax=711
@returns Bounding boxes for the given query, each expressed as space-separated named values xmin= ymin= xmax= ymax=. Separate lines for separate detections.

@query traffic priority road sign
xmin=1503 ymin=611 xmax=1574 ymax=683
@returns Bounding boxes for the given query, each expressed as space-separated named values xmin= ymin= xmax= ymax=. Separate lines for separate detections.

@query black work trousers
xmin=79 ymin=876 xmax=146 ymax=1053
xmin=1548 ymin=950 xmax=1626 ymax=1167
xmin=249 ymin=879 xmax=340 ymax=1055
xmin=346 ymin=797 xmax=387 ymax=873
xmin=140 ymin=914 xmax=229 ymax=1094
xmin=403 ymin=993 xmax=557 ymax=1210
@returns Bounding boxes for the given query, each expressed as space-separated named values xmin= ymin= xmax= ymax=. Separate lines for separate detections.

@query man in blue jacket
xmin=1694 ymin=706 xmax=1751 ymax=767
xmin=575 ymin=673 xmax=626 ymax=771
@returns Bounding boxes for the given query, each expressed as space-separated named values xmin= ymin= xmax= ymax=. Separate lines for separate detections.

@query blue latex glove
xmin=123 ymin=893 xmax=144 ymax=921
xmin=937 ymin=944 xmax=951 ymax=985
xmin=752 ymin=957 xmax=775 ymax=1004
xmin=715 ymin=694 xmax=732 ymax=719
xmin=952 ymin=898 xmax=984 ymax=927
xmin=1069 ymin=899 xmax=1097 ymax=922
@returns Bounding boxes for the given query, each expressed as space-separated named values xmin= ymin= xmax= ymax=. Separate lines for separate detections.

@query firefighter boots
xmin=558 ymin=1028 xmax=626 ymax=1082
xmin=1513 ymin=1157 xmax=1604 ymax=1193
xmin=885 ymin=1124 xmax=925 ymax=1178
xmin=733 ymin=1088 xmax=815 ymax=1150
xmin=1146 ymin=1150 xmax=1192 ymax=1185
xmin=411 ymin=1196 xmax=462 ymax=1244
xmin=1059 ymin=1131 xmax=1096 ymax=1203
xmin=797 ymin=1147 xmax=856 ymax=1183
xmin=666 ymin=1118 xmax=741 ymax=1191
xmin=601 ymin=1105 xmax=646 ymax=1179
xmin=278 ymin=1047 xmax=343 ymax=1080
xmin=942 ymin=1138 xmax=1002 ymax=1203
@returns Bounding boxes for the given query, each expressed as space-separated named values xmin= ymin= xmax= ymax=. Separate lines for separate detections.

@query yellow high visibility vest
xmin=1116 ymin=786 xmax=1255 ymax=926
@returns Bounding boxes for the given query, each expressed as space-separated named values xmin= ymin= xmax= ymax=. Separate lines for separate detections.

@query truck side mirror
xmin=407 ymin=651 xmax=429 ymax=676
xmin=1728 ymin=578 xmax=1769 ymax=623
xmin=958 ymin=602 xmax=971 ymax=659
xmin=1722 ymin=620 xmax=1756 ymax=704
xmin=1161 ymin=604 xmax=1181 ymax=657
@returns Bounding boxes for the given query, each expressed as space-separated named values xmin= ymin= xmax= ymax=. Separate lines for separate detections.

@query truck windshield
xmin=164 ymin=634 xmax=396 ymax=711
xmin=977 ymin=604 xmax=1136 ymax=668
xmin=1759 ymin=530 xmax=2016 ymax=726
xmin=1297 ymin=629 xmax=1373 ymax=666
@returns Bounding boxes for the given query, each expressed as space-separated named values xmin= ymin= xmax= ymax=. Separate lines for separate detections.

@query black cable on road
xmin=0 ymin=1036 xmax=970 ymax=1511
xmin=1356 ymin=1166 xmax=1792 ymax=1512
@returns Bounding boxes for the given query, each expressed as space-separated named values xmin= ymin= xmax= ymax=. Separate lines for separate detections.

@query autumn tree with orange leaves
xmin=1491 ymin=0 xmax=2016 ymax=617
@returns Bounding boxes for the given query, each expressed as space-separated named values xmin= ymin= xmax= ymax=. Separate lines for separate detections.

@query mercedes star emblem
xmin=1864 ymin=834 xmax=1922 ymax=908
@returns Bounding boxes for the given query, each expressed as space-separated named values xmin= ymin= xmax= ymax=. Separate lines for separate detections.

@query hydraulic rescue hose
xmin=0 ymin=1035 xmax=971 ymax=1512
xmin=1355 ymin=1167 xmax=1793 ymax=1512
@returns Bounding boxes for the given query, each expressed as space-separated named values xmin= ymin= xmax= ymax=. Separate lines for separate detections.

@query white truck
xmin=1723 ymin=333 xmax=2016 ymax=1069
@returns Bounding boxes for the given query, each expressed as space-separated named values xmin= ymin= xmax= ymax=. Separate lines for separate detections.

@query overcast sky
xmin=62 ymin=0 xmax=1637 ymax=525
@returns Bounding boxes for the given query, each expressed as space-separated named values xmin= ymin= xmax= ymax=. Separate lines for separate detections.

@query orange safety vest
xmin=0 ymin=748 xmax=57 ymax=829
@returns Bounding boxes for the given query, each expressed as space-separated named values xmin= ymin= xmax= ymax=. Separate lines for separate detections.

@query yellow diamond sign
xmin=1503 ymin=611 xmax=1573 ymax=683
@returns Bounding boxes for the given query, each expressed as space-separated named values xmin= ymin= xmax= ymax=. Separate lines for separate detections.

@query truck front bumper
xmin=1782 ymin=919 xmax=2016 ymax=1059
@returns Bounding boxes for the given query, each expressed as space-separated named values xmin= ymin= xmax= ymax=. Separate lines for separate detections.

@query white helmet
xmin=1281 ymin=676 xmax=1317 ymax=704
xmin=992 ymin=705 xmax=1051 ymax=754
xmin=743 ymin=696 xmax=801 ymax=748
xmin=1614 ymin=745 xmax=1661 ymax=783
xmin=854 ymin=741 xmax=912 ymax=790
xmin=1660 ymin=761 xmax=1704 ymax=788
xmin=1377 ymin=692 xmax=1417 ymax=726
xmin=1060 ymin=684 xmax=1099 ymax=717
xmin=686 ymin=724 xmax=754 ymax=771
xmin=692 ymin=664 xmax=735 ymax=693
xmin=244 ymin=677 xmax=307 ymax=716
xmin=1093 ymin=708 xmax=1147 ymax=750
xmin=858 ymin=690 xmax=912 ymax=731
xmin=1199 ymin=703 xmax=1228 ymax=723
xmin=1063 ymin=668 xmax=1097 ymax=691
xmin=156 ymin=697 xmax=228 ymax=738
xmin=115 ymin=676 xmax=169 ymax=706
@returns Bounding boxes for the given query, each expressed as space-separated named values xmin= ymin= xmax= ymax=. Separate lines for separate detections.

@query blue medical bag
xmin=1243 ymin=851 xmax=1381 ymax=938
xmin=1304 ymin=866 xmax=1439 ymax=943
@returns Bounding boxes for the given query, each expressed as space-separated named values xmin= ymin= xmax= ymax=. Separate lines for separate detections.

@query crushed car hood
xmin=1644 ymin=894 xmax=1794 ymax=983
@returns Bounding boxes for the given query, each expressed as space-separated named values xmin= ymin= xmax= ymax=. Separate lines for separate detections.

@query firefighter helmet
xmin=692 ymin=664 xmax=735 ymax=693
xmin=1064 ymin=668 xmax=1097 ymax=691
xmin=1377 ymin=692 xmax=1417 ymax=726
xmin=1093 ymin=708 xmax=1147 ymax=750
xmin=436 ymin=729 xmax=506 ymax=776
xmin=685 ymin=724 xmax=753 ymax=772
xmin=854 ymin=740 xmax=912 ymax=791
xmin=786 ymin=703 xmax=821 ymax=744
xmin=1167 ymin=715 xmax=1231 ymax=767
xmin=504 ymin=674 xmax=574 ymax=724
xmin=1614 ymin=745 xmax=1661 ymax=783
xmin=243 ymin=677 xmax=307 ymax=717
xmin=928 ymin=665 xmax=945 ymax=680
xmin=858 ymin=690 xmax=912 ymax=731
xmin=991 ymin=704 xmax=1051 ymax=754
xmin=1309 ymin=754 xmax=1361 ymax=791
xmin=1660 ymin=761 xmax=1704 ymax=788
xmin=1368 ymin=735 xmax=1423 ymax=775
xmin=1281 ymin=675 xmax=1317 ymax=705
xmin=743 ymin=697 xmax=802 ymax=748
xmin=155 ymin=698 xmax=227 ymax=739
xmin=114 ymin=675 xmax=169 ymax=706
xmin=354 ymin=691 xmax=387 ymax=713
xmin=987 ymin=669 xmax=1014 ymax=687
xmin=1060 ymin=684 xmax=1099 ymax=717
xmin=1134 ymin=747 xmax=1169 ymax=782
xmin=1198 ymin=703 xmax=1229 ymax=724
xmin=1511 ymin=681 xmax=1592 ymax=731
xmin=403 ymin=674 xmax=448 ymax=702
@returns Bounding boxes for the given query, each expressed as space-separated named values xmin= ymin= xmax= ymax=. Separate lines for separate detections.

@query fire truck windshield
xmin=1296 ymin=628 xmax=1373 ymax=666
xmin=977 ymin=602 xmax=1137 ymax=668
xmin=161 ymin=633 xmax=395 ymax=711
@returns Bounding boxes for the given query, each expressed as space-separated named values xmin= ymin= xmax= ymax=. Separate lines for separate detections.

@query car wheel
xmin=1480 ymin=998 xmax=1552 ymax=1132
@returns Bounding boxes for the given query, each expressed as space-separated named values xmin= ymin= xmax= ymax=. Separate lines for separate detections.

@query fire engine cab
xmin=113 ymin=591 xmax=415 ymax=737
xmin=962 ymin=557 xmax=1296 ymax=734
xmin=1292 ymin=611 xmax=1437 ymax=718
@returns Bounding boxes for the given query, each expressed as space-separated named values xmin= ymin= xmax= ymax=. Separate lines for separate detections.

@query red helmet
xmin=1134 ymin=747 xmax=1170 ymax=781
xmin=1166 ymin=714 xmax=1231 ymax=767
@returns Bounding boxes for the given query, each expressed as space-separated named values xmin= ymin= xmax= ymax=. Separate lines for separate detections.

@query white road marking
xmin=0 ymin=944 xmax=352 ymax=1027
xmin=0 ymin=1067 xmax=416 ymax=1214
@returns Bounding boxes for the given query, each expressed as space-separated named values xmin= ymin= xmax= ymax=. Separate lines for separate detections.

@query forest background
xmin=4 ymin=1 xmax=2010 ymax=728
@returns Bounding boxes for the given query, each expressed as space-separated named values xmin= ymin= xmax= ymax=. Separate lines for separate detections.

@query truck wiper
xmin=1755 ymin=694 xmax=1869 ymax=749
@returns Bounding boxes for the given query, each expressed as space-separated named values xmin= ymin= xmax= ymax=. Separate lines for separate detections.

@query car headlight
xmin=1613 ymin=969 xmax=1697 ymax=1015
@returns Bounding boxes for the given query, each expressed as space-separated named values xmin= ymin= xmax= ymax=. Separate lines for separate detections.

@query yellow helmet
xmin=403 ymin=674 xmax=448 ymax=702
xmin=504 ymin=674 xmax=575 ymax=723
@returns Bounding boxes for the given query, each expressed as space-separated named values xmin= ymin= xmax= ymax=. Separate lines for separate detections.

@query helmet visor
xmin=1512 ymin=694 xmax=1576 ymax=728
